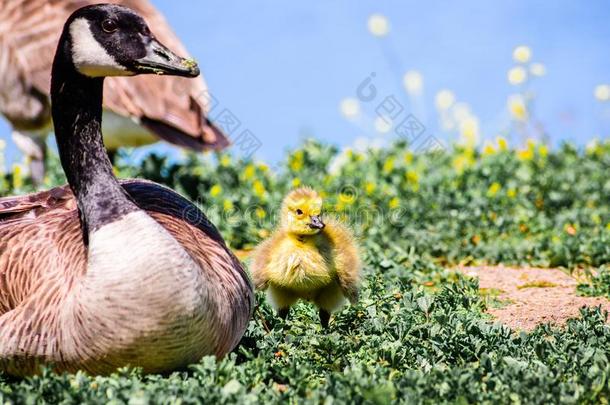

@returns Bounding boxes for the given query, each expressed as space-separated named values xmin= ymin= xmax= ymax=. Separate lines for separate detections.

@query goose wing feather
xmin=0 ymin=0 xmax=227 ymax=149
xmin=0 ymin=184 xmax=75 ymax=220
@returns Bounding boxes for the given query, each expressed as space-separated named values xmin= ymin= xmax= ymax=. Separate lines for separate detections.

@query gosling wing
xmin=323 ymin=218 xmax=361 ymax=304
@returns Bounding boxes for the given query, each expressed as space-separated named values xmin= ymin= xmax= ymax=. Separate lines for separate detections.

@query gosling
xmin=251 ymin=187 xmax=361 ymax=327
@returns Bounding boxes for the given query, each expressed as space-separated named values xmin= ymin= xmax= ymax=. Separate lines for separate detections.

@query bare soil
xmin=458 ymin=265 xmax=610 ymax=330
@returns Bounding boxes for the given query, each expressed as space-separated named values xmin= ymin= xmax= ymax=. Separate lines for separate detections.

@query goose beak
xmin=133 ymin=37 xmax=200 ymax=78
xmin=309 ymin=215 xmax=325 ymax=230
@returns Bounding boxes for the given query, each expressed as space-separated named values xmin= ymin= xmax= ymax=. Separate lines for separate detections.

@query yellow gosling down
xmin=251 ymin=187 xmax=361 ymax=327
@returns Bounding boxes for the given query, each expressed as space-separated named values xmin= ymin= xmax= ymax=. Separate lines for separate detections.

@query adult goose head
xmin=52 ymin=4 xmax=199 ymax=229
xmin=0 ymin=4 xmax=253 ymax=377
xmin=1 ymin=0 xmax=228 ymax=185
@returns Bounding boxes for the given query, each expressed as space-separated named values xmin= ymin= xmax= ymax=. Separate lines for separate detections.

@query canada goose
xmin=0 ymin=0 xmax=228 ymax=184
xmin=251 ymin=188 xmax=361 ymax=328
xmin=0 ymin=4 xmax=252 ymax=377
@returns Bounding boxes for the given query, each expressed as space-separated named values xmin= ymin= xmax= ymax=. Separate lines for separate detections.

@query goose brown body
xmin=0 ymin=180 xmax=253 ymax=376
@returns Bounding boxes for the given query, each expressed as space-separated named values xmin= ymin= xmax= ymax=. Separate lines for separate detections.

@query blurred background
xmin=1 ymin=0 xmax=609 ymax=165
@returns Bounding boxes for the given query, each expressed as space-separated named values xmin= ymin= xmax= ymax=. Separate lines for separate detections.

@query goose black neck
xmin=51 ymin=39 xmax=138 ymax=235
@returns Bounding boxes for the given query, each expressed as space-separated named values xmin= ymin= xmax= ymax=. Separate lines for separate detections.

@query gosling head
xmin=281 ymin=187 xmax=325 ymax=236
xmin=60 ymin=4 xmax=200 ymax=78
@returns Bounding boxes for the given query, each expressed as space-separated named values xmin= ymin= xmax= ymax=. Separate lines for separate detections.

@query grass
xmin=517 ymin=281 xmax=558 ymax=290
xmin=0 ymin=139 xmax=609 ymax=403
xmin=479 ymin=287 xmax=514 ymax=309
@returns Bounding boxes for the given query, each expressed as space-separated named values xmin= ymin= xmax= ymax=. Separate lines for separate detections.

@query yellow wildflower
xmin=253 ymin=180 xmax=266 ymax=197
xmin=193 ymin=166 xmax=205 ymax=177
xmin=487 ymin=182 xmax=501 ymax=197
xmin=452 ymin=152 xmax=474 ymax=174
xmin=255 ymin=207 xmax=266 ymax=219
xmin=538 ymin=144 xmax=548 ymax=158
xmin=586 ymin=139 xmax=603 ymax=156
xmin=517 ymin=149 xmax=534 ymax=161
xmin=289 ymin=151 xmax=304 ymax=172
xmin=388 ymin=197 xmax=400 ymax=209
xmin=404 ymin=151 xmax=414 ymax=164
xmin=508 ymin=95 xmax=527 ymax=121
xmin=482 ymin=141 xmax=496 ymax=156
xmin=405 ymin=170 xmax=419 ymax=190
xmin=258 ymin=163 xmax=269 ymax=172
xmin=374 ymin=116 xmax=392 ymax=134
xmin=459 ymin=117 xmax=480 ymax=148
xmin=513 ymin=45 xmax=532 ymax=63
xmin=210 ymin=184 xmax=222 ymax=197
xmin=365 ymin=182 xmax=376 ymax=195
xmin=220 ymin=155 xmax=231 ymax=167
xmin=507 ymin=66 xmax=527 ymax=85
xmin=496 ymin=136 xmax=509 ymax=151
xmin=339 ymin=193 xmax=355 ymax=205
xmin=340 ymin=97 xmax=360 ymax=119
xmin=289 ymin=159 xmax=303 ymax=172
xmin=243 ymin=164 xmax=256 ymax=180
xmin=367 ymin=13 xmax=390 ymax=37
xmin=606 ymin=223 xmax=610 ymax=231
xmin=435 ymin=89 xmax=455 ymax=111
xmin=12 ymin=164 xmax=23 ymax=189
xmin=223 ymin=199 xmax=234 ymax=212
xmin=530 ymin=63 xmax=546 ymax=77
xmin=403 ymin=70 xmax=423 ymax=96
xmin=594 ymin=85 xmax=610 ymax=102
xmin=452 ymin=156 xmax=467 ymax=173
xmin=291 ymin=178 xmax=301 ymax=187
xmin=382 ymin=157 xmax=395 ymax=174
xmin=507 ymin=188 xmax=517 ymax=198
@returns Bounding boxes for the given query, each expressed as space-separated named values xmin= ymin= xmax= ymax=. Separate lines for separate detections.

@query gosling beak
xmin=309 ymin=215 xmax=325 ymax=230
xmin=132 ymin=37 xmax=200 ymax=78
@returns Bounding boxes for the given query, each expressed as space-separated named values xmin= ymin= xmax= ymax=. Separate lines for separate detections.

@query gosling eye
xmin=101 ymin=19 xmax=118 ymax=33
xmin=295 ymin=209 xmax=303 ymax=216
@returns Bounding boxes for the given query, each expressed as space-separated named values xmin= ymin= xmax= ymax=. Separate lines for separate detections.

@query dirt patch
xmin=458 ymin=265 xmax=610 ymax=331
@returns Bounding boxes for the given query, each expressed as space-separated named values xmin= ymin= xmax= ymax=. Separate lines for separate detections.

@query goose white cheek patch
xmin=70 ymin=18 xmax=134 ymax=77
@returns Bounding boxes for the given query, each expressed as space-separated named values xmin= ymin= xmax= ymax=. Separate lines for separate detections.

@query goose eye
xmin=101 ymin=19 xmax=118 ymax=33
xmin=295 ymin=209 xmax=303 ymax=215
